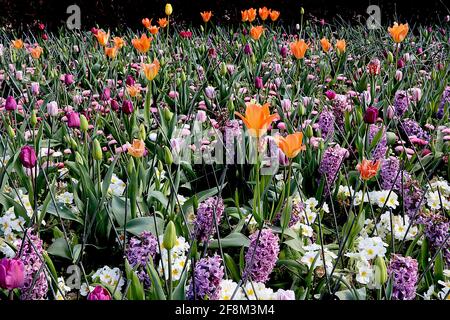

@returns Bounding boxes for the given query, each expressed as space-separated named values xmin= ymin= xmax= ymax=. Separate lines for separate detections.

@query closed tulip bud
xmin=395 ymin=70 xmax=403 ymax=81
xmin=374 ymin=256 xmax=388 ymax=285
xmin=47 ymin=101 xmax=58 ymax=116
xmin=158 ymin=160 xmax=164 ymax=172
xmin=386 ymin=132 xmax=397 ymax=145
xmin=306 ymin=125 xmax=314 ymax=138
xmin=280 ymin=46 xmax=288 ymax=59
xmin=67 ymin=112 xmax=81 ymax=128
xmin=181 ymin=71 xmax=187 ymax=82
xmin=164 ymin=145 xmax=173 ymax=165
xmin=300 ymin=7 xmax=305 ymax=15
xmin=176 ymin=77 xmax=181 ymax=86
xmin=101 ymin=87 xmax=111 ymax=101
xmin=227 ymin=98 xmax=235 ymax=114
xmin=255 ymin=76 xmax=263 ymax=90
xmin=19 ymin=145 xmax=37 ymax=169
xmin=165 ymin=3 xmax=173 ymax=16
xmin=125 ymin=75 xmax=135 ymax=87
xmin=298 ymin=103 xmax=306 ymax=116
xmin=64 ymin=74 xmax=74 ymax=86
xmin=319 ymin=139 xmax=325 ymax=150
xmin=387 ymin=51 xmax=394 ymax=64
xmin=122 ymin=99 xmax=133 ymax=115
xmin=397 ymin=58 xmax=405 ymax=69
xmin=163 ymin=107 xmax=173 ymax=122
xmin=386 ymin=105 xmax=395 ymax=119
xmin=5 ymin=96 xmax=17 ymax=111
xmin=6 ymin=124 xmax=15 ymax=138
xmin=199 ymin=44 xmax=206 ymax=54
xmin=356 ymin=108 xmax=363 ymax=123
xmin=93 ymin=139 xmax=102 ymax=161
xmin=139 ymin=124 xmax=146 ymax=140
xmin=243 ymin=43 xmax=253 ymax=55
xmin=75 ymin=152 xmax=84 ymax=165
xmin=220 ymin=62 xmax=227 ymax=76
xmin=363 ymin=106 xmax=378 ymax=124
xmin=30 ymin=110 xmax=38 ymax=126
xmin=251 ymin=54 xmax=256 ymax=65
xmin=163 ymin=221 xmax=177 ymax=250
xmin=111 ymin=99 xmax=119 ymax=111
xmin=79 ymin=114 xmax=89 ymax=132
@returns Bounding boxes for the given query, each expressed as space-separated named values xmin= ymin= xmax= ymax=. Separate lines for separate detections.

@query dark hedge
xmin=0 ymin=0 xmax=448 ymax=31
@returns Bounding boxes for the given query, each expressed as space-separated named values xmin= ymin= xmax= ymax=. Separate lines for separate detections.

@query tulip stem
xmin=167 ymin=248 xmax=173 ymax=299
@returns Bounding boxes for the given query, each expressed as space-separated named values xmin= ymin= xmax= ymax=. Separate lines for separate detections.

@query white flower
xmin=54 ymin=277 xmax=71 ymax=300
xmin=355 ymin=261 xmax=374 ymax=285
xmin=92 ymin=266 xmax=125 ymax=291
xmin=357 ymin=236 xmax=387 ymax=260
xmin=80 ymin=283 xmax=95 ymax=296
xmin=219 ymin=279 xmax=244 ymax=300
xmin=244 ymin=282 xmax=275 ymax=300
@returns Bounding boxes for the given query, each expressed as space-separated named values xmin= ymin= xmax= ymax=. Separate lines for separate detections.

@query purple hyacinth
xmin=243 ymin=229 xmax=280 ymax=283
xmin=330 ymin=94 xmax=349 ymax=126
xmin=401 ymin=118 xmax=429 ymax=141
xmin=380 ymin=156 xmax=405 ymax=190
xmin=318 ymin=109 xmax=335 ymax=140
xmin=436 ymin=86 xmax=450 ymax=119
xmin=368 ymin=124 xmax=387 ymax=160
xmin=15 ymin=231 xmax=48 ymax=300
xmin=318 ymin=144 xmax=348 ymax=189
xmin=388 ymin=254 xmax=418 ymax=300
xmin=187 ymin=255 xmax=224 ymax=300
xmin=194 ymin=196 xmax=224 ymax=243
xmin=126 ymin=231 xmax=158 ymax=287
xmin=394 ymin=90 xmax=409 ymax=117
xmin=275 ymin=201 xmax=303 ymax=227
xmin=416 ymin=212 xmax=450 ymax=264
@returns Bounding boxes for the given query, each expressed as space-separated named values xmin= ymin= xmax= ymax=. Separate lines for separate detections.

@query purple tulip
xmin=255 ymin=76 xmax=263 ymax=90
xmin=31 ymin=82 xmax=40 ymax=96
xmin=110 ymin=99 xmax=119 ymax=112
xmin=243 ymin=43 xmax=253 ymax=55
xmin=205 ymin=86 xmax=216 ymax=100
xmin=5 ymin=96 xmax=17 ymax=111
xmin=363 ymin=106 xmax=379 ymax=124
xmin=325 ymin=90 xmax=336 ymax=100
xmin=280 ymin=46 xmax=288 ymax=59
xmin=19 ymin=145 xmax=37 ymax=169
xmin=122 ymin=100 xmax=133 ymax=115
xmin=101 ymin=88 xmax=111 ymax=101
xmin=0 ymin=258 xmax=25 ymax=290
xmin=64 ymin=74 xmax=74 ymax=86
xmin=125 ymin=75 xmax=135 ymax=87
xmin=397 ymin=58 xmax=405 ymax=69
xmin=87 ymin=285 xmax=111 ymax=300
xmin=47 ymin=101 xmax=58 ymax=116
xmin=67 ymin=111 xmax=81 ymax=128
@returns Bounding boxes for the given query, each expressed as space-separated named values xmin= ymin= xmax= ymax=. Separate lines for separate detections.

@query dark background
xmin=0 ymin=0 xmax=449 ymax=30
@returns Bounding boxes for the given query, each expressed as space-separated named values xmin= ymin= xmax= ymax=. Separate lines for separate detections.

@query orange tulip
xmin=235 ymin=102 xmax=279 ymax=137
xmin=158 ymin=18 xmax=168 ymax=28
xmin=269 ymin=10 xmax=280 ymax=22
xmin=141 ymin=59 xmax=160 ymax=81
xmin=241 ymin=10 xmax=249 ymax=22
xmin=148 ymin=25 xmax=159 ymax=35
xmin=113 ymin=37 xmax=125 ymax=49
xmin=258 ymin=7 xmax=270 ymax=20
xmin=247 ymin=8 xmax=257 ymax=22
xmin=105 ymin=46 xmax=118 ymax=59
xmin=127 ymin=85 xmax=141 ymax=97
xmin=290 ymin=39 xmax=309 ymax=59
xmin=128 ymin=139 xmax=146 ymax=158
xmin=200 ymin=11 xmax=212 ymax=23
xmin=250 ymin=26 xmax=264 ymax=41
xmin=142 ymin=18 xmax=152 ymax=28
xmin=320 ymin=38 xmax=332 ymax=53
xmin=132 ymin=34 xmax=152 ymax=53
xmin=356 ymin=158 xmax=380 ymax=180
xmin=335 ymin=39 xmax=346 ymax=54
xmin=275 ymin=132 xmax=306 ymax=158
xmin=29 ymin=45 xmax=43 ymax=59
xmin=12 ymin=39 xmax=23 ymax=49
xmin=388 ymin=22 xmax=409 ymax=43
xmin=95 ymin=30 xmax=110 ymax=46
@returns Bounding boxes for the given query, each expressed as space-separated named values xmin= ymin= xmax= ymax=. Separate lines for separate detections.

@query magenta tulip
xmin=87 ymin=285 xmax=111 ymax=300
xmin=0 ymin=258 xmax=25 ymax=290
xmin=363 ymin=106 xmax=379 ymax=124
xmin=5 ymin=96 xmax=17 ymax=111
xmin=67 ymin=111 xmax=80 ymax=128
xmin=19 ymin=145 xmax=37 ymax=169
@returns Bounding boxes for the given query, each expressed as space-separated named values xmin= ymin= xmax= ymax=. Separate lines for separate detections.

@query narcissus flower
xmin=235 ymin=101 xmax=279 ymax=137
xmin=105 ymin=46 xmax=118 ymax=59
xmin=132 ymin=34 xmax=152 ymax=53
xmin=269 ymin=10 xmax=280 ymax=21
xmin=357 ymin=158 xmax=381 ymax=180
xmin=95 ymin=30 xmax=110 ymax=46
xmin=11 ymin=39 xmax=23 ymax=49
xmin=158 ymin=18 xmax=168 ymax=28
xmin=320 ymin=38 xmax=332 ymax=53
xmin=388 ymin=23 xmax=409 ymax=43
xmin=250 ymin=26 xmax=264 ymax=40
xmin=335 ymin=39 xmax=346 ymax=54
xmin=290 ymin=39 xmax=309 ymax=59
xmin=259 ymin=7 xmax=270 ymax=20
xmin=29 ymin=45 xmax=43 ymax=59
xmin=128 ymin=139 xmax=146 ymax=158
xmin=200 ymin=11 xmax=212 ymax=23
xmin=142 ymin=59 xmax=160 ymax=81
xmin=275 ymin=132 xmax=306 ymax=158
